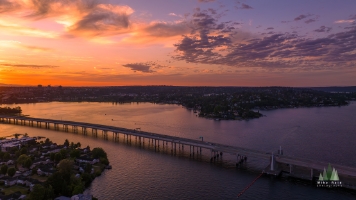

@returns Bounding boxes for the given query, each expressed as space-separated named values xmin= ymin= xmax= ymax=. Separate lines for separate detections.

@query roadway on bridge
xmin=2 ymin=115 xmax=356 ymax=176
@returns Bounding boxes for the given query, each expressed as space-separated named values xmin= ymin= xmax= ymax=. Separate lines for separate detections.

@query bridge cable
xmin=237 ymin=173 xmax=263 ymax=198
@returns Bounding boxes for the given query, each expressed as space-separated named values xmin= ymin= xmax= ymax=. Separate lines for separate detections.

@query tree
xmin=7 ymin=167 xmax=16 ymax=177
xmin=100 ymin=157 xmax=109 ymax=165
xmin=92 ymin=148 xmax=107 ymax=159
xmin=64 ymin=139 xmax=69 ymax=146
xmin=15 ymin=151 xmax=21 ymax=158
xmin=20 ymin=147 xmax=28 ymax=154
xmin=24 ymin=158 xmax=33 ymax=168
xmin=57 ymin=159 xmax=74 ymax=178
xmin=72 ymin=183 xmax=84 ymax=195
xmin=81 ymin=173 xmax=93 ymax=187
xmin=47 ymin=172 xmax=68 ymax=196
xmin=50 ymin=153 xmax=55 ymax=161
xmin=3 ymin=152 xmax=10 ymax=161
xmin=28 ymin=184 xmax=46 ymax=200
xmin=70 ymin=149 xmax=81 ymax=158
xmin=32 ymin=166 xmax=38 ymax=175
xmin=70 ymin=142 xmax=75 ymax=149
xmin=17 ymin=154 xmax=32 ymax=168
xmin=70 ymin=175 xmax=84 ymax=195
xmin=54 ymin=153 xmax=62 ymax=162
xmin=84 ymin=163 xmax=92 ymax=174
xmin=60 ymin=149 xmax=67 ymax=158
xmin=44 ymin=185 xmax=55 ymax=200
xmin=0 ymin=165 xmax=8 ymax=175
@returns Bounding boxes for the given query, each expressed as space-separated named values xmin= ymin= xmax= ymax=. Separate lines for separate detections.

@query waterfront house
xmin=75 ymin=156 xmax=99 ymax=165
xmin=71 ymin=194 xmax=92 ymax=200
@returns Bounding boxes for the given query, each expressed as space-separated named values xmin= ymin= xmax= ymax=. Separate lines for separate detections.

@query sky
xmin=0 ymin=0 xmax=356 ymax=87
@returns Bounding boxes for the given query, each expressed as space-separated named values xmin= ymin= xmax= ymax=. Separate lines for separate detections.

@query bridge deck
xmin=1 ymin=115 xmax=356 ymax=179
xmin=276 ymin=157 xmax=356 ymax=178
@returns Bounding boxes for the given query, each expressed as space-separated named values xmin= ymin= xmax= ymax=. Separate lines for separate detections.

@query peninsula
xmin=0 ymin=136 xmax=110 ymax=200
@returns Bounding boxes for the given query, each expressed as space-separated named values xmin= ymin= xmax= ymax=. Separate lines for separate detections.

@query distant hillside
xmin=310 ymin=87 xmax=356 ymax=93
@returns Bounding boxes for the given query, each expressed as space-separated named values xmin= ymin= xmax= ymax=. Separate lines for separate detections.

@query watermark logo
xmin=317 ymin=163 xmax=342 ymax=188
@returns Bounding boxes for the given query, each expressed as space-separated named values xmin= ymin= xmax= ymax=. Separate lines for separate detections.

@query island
xmin=0 ymin=135 xmax=110 ymax=199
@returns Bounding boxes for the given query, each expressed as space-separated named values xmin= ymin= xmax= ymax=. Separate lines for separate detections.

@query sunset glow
xmin=1 ymin=0 xmax=356 ymax=86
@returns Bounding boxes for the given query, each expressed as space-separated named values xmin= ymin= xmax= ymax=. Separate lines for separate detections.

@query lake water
xmin=0 ymin=102 xmax=356 ymax=199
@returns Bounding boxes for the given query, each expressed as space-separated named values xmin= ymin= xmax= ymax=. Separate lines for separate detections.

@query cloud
xmin=305 ymin=19 xmax=316 ymax=24
xmin=0 ymin=0 xmax=20 ymax=13
xmin=19 ymin=44 xmax=52 ymax=52
xmin=1 ymin=63 xmax=59 ymax=68
xmin=0 ymin=0 xmax=134 ymax=38
xmin=0 ymin=21 xmax=58 ymax=38
xmin=173 ymin=9 xmax=356 ymax=70
xmin=122 ymin=8 xmax=236 ymax=45
xmin=198 ymin=0 xmax=215 ymax=2
xmin=123 ymin=63 xmax=155 ymax=73
xmin=266 ymin=27 xmax=274 ymax=30
xmin=0 ymin=40 xmax=52 ymax=52
xmin=67 ymin=4 xmax=132 ymax=37
xmin=143 ymin=21 xmax=189 ymax=38
xmin=294 ymin=14 xmax=311 ymax=21
xmin=294 ymin=15 xmax=306 ymax=21
xmin=314 ymin=26 xmax=332 ymax=33
xmin=241 ymin=3 xmax=253 ymax=9
xmin=235 ymin=3 xmax=253 ymax=10
xmin=334 ymin=19 xmax=355 ymax=24
xmin=120 ymin=20 xmax=191 ymax=45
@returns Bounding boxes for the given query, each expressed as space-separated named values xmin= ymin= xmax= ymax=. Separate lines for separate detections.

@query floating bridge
xmin=1 ymin=115 xmax=356 ymax=189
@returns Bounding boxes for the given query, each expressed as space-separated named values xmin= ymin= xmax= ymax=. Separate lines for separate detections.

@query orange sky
xmin=1 ymin=0 xmax=356 ymax=86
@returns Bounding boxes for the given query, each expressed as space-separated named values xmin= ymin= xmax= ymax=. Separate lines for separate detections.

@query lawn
xmin=2 ymin=185 xmax=29 ymax=195
xmin=30 ymin=174 xmax=47 ymax=182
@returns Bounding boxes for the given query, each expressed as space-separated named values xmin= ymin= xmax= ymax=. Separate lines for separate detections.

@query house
xmin=75 ymin=156 xmax=99 ymax=165
xmin=37 ymin=167 xmax=55 ymax=176
xmin=71 ymin=194 xmax=92 ymax=200
xmin=25 ymin=178 xmax=41 ymax=190
xmin=5 ymin=177 xmax=17 ymax=186
xmin=6 ymin=160 xmax=14 ymax=165
xmin=17 ymin=179 xmax=25 ymax=185
xmin=55 ymin=196 xmax=71 ymax=200
xmin=41 ymin=146 xmax=62 ymax=156
xmin=0 ymin=137 xmax=37 ymax=152
xmin=19 ymin=194 xmax=27 ymax=199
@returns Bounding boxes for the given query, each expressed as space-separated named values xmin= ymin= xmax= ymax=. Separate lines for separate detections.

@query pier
xmin=1 ymin=115 xmax=356 ymax=190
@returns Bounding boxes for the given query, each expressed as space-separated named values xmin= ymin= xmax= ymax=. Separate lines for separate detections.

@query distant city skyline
xmin=0 ymin=0 xmax=356 ymax=86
